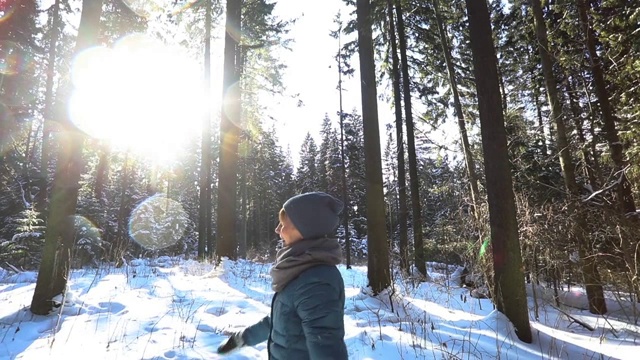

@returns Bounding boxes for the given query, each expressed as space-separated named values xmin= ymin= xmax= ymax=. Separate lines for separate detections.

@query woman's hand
xmin=217 ymin=332 xmax=245 ymax=354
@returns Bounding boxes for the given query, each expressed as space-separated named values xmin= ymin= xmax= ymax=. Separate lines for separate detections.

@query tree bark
xmin=113 ymin=154 xmax=131 ymax=267
xmin=199 ymin=0 xmax=212 ymax=259
xmin=356 ymin=0 xmax=391 ymax=294
xmin=394 ymin=0 xmax=426 ymax=277
xmin=465 ymin=0 xmax=532 ymax=343
xmin=565 ymin=78 xmax=598 ymax=191
xmin=216 ymin=0 xmax=242 ymax=259
xmin=93 ymin=142 xmax=110 ymax=201
xmin=37 ymin=0 xmax=62 ymax=213
xmin=31 ymin=0 xmax=103 ymax=315
xmin=239 ymin=153 xmax=247 ymax=258
xmin=529 ymin=67 xmax=548 ymax=157
xmin=433 ymin=0 xmax=480 ymax=216
xmin=336 ymin=19 xmax=351 ymax=269
xmin=386 ymin=0 xmax=409 ymax=273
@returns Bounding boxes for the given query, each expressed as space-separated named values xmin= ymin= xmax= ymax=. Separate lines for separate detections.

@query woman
xmin=217 ymin=192 xmax=348 ymax=359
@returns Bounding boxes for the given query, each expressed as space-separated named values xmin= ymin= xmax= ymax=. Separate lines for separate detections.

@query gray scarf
xmin=270 ymin=237 xmax=342 ymax=292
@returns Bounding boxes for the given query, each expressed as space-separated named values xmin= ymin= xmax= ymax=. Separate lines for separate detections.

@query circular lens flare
xmin=0 ymin=1 xmax=17 ymax=24
xmin=129 ymin=195 xmax=188 ymax=251
xmin=0 ymin=102 xmax=16 ymax=156
xmin=0 ymin=40 xmax=33 ymax=75
xmin=226 ymin=23 xmax=242 ymax=44
xmin=222 ymin=81 xmax=246 ymax=130
xmin=73 ymin=215 xmax=102 ymax=243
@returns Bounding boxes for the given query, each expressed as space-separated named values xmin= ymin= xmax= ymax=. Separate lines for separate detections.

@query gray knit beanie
xmin=283 ymin=192 xmax=344 ymax=240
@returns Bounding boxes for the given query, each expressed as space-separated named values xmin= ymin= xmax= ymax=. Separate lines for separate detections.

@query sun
xmin=68 ymin=34 xmax=207 ymax=165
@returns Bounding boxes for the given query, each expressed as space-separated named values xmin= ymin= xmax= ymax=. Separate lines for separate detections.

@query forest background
xmin=1 ymin=0 xmax=640 ymax=344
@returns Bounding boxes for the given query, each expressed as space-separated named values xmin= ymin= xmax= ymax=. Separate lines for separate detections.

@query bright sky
xmin=61 ymin=0 xmax=365 ymax=167
xmin=268 ymin=0 xmax=459 ymax=167
xmin=59 ymin=0 xmax=457 ymax=169
xmin=1 ymin=257 xmax=636 ymax=359
xmin=269 ymin=0 xmax=363 ymax=164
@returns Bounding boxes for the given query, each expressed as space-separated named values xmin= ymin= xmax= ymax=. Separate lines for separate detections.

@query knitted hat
xmin=283 ymin=192 xmax=344 ymax=240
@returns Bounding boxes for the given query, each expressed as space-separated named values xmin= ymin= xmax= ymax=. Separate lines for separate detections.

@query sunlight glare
xmin=68 ymin=34 xmax=206 ymax=165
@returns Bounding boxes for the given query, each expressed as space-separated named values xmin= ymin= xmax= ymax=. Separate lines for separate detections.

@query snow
xmin=1 ymin=258 xmax=638 ymax=359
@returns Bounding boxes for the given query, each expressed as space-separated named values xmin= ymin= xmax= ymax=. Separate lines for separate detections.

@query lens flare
xmin=0 ymin=102 xmax=16 ymax=156
xmin=73 ymin=215 xmax=102 ymax=244
xmin=0 ymin=1 xmax=17 ymax=24
xmin=172 ymin=0 xmax=201 ymax=14
xmin=222 ymin=81 xmax=246 ymax=130
xmin=479 ymin=237 xmax=490 ymax=258
xmin=225 ymin=23 xmax=242 ymax=44
xmin=129 ymin=195 xmax=188 ymax=250
xmin=121 ymin=0 xmax=167 ymax=18
xmin=122 ymin=0 xmax=201 ymax=18
xmin=0 ymin=40 xmax=33 ymax=76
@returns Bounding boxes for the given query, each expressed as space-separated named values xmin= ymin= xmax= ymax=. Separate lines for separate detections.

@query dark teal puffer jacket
xmin=241 ymin=264 xmax=348 ymax=360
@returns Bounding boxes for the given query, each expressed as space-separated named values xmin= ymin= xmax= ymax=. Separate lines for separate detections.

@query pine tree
xmin=530 ymin=0 xmax=606 ymax=314
xmin=31 ymin=0 xmax=103 ymax=315
xmin=394 ymin=0 xmax=426 ymax=277
xmin=0 ymin=0 xmax=41 ymax=242
xmin=344 ymin=111 xmax=366 ymax=230
xmin=296 ymin=132 xmax=320 ymax=193
xmin=317 ymin=114 xmax=333 ymax=193
xmin=198 ymin=0 xmax=212 ymax=259
xmin=216 ymin=0 xmax=242 ymax=259
xmin=385 ymin=0 xmax=409 ymax=272
xmin=356 ymin=0 xmax=391 ymax=294
xmin=465 ymin=0 xmax=532 ymax=343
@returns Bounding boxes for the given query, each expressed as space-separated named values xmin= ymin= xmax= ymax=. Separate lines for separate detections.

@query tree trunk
xmin=336 ymin=20 xmax=351 ymax=269
xmin=529 ymin=67 xmax=548 ymax=157
xmin=37 ymin=0 xmax=62 ymax=213
xmin=199 ymin=0 xmax=212 ymax=259
xmin=565 ymin=78 xmax=598 ymax=191
xmin=394 ymin=0 xmax=426 ymax=277
xmin=433 ymin=0 xmax=480 ymax=216
xmin=531 ymin=0 xmax=606 ymax=314
xmin=465 ymin=0 xmax=532 ymax=343
xmin=31 ymin=0 xmax=103 ymax=315
xmin=386 ymin=0 xmax=409 ymax=273
xmin=356 ymin=0 xmax=391 ymax=294
xmin=577 ymin=0 xmax=636 ymax=215
xmin=113 ymin=154 xmax=131 ymax=266
xmin=216 ymin=0 xmax=242 ymax=259
xmin=239 ymin=154 xmax=247 ymax=258
xmin=93 ymin=142 xmax=110 ymax=201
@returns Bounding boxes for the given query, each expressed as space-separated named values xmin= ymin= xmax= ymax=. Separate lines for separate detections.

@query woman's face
xmin=275 ymin=214 xmax=303 ymax=246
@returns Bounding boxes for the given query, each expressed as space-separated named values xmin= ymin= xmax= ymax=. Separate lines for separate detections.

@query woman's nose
xmin=275 ymin=223 xmax=282 ymax=234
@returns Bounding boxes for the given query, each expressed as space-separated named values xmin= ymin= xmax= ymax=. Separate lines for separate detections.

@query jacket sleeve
xmin=241 ymin=315 xmax=271 ymax=346
xmin=293 ymin=278 xmax=348 ymax=360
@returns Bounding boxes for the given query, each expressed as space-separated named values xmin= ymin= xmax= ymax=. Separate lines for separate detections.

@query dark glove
xmin=217 ymin=331 xmax=245 ymax=354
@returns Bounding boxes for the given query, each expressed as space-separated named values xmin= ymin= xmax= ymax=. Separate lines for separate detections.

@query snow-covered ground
xmin=0 ymin=257 xmax=638 ymax=359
